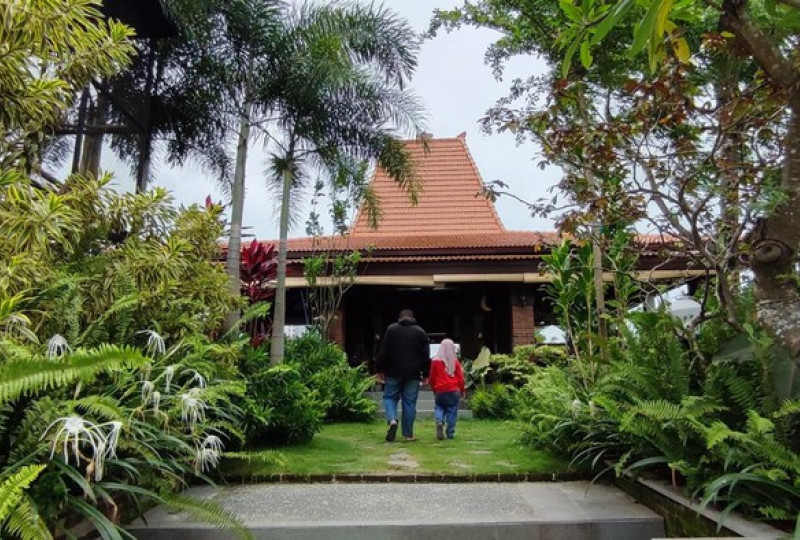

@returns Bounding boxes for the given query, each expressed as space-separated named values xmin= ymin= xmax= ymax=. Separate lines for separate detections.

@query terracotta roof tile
xmin=351 ymin=135 xmax=507 ymax=237
xmin=286 ymin=231 xmax=558 ymax=253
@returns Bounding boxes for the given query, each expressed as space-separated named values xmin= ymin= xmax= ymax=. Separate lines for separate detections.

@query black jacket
xmin=376 ymin=318 xmax=430 ymax=381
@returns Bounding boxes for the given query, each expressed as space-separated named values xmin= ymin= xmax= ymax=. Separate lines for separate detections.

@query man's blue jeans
xmin=383 ymin=377 xmax=419 ymax=438
xmin=434 ymin=391 xmax=460 ymax=438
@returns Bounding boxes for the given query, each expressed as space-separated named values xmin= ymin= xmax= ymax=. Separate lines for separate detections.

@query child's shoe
xmin=435 ymin=422 xmax=445 ymax=440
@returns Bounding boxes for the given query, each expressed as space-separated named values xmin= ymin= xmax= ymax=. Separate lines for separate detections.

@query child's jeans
xmin=434 ymin=391 xmax=460 ymax=438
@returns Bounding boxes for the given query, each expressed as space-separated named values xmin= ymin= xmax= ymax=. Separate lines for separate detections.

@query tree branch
xmin=721 ymin=2 xmax=799 ymax=89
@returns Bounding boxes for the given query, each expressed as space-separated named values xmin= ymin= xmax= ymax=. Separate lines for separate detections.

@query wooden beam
xmin=284 ymin=269 xmax=713 ymax=288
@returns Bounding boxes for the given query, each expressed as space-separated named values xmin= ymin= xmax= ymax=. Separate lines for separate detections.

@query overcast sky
xmin=95 ymin=1 xmax=562 ymax=240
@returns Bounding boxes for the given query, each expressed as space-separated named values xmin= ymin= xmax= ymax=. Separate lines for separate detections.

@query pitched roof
xmin=350 ymin=133 xmax=507 ymax=237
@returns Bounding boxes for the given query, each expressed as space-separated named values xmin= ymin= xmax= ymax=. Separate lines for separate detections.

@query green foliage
xmin=0 ymin=0 xmax=134 ymax=169
xmin=0 ymin=345 xmax=147 ymax=404
xmin=285 ymin=331 xmax=377 ymax=422
xmin=0 ymin=465 xmax=45 ymax=527
xmin=469 ymin=384 xmax=517 ymax=419
xmin=243 ymin=363 xmax=324 ymax=446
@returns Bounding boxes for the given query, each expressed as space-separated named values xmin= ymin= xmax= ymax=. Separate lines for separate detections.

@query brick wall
xmin=328 ymin=309 xmax=345 ymax=347
xmin=511 ymin=303 xmax=536 ymax=347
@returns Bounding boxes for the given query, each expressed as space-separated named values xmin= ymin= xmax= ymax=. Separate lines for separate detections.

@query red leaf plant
xmin=240 ymin=240 xmax=277 ymax=345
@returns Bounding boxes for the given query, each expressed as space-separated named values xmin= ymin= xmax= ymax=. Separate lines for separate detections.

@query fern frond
xmin=2 ymin=495 xmax=51 ymax=540
xmin=0 ymin=345 xmax=147 ymax=404
xmin=0 ymin=465 xmax=45 ymax=522
xmin=222 ymin=302 xmax=271 ymax=340
xmin=72 ymin=395 xmax=126 ymax=421
xmin=159 ymin=493 xmax=253 ymax=540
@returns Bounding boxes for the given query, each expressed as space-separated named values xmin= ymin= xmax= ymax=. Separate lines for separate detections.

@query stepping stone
xmin=387 ymin=459 xmax=419 ymax=469
xmin=495 ymin=461 xmax=517 ymax=468
xmin=468 ymin=450 xmax=493 ymax=455
xmin=450 ymin=461 xmax=473 ymax=469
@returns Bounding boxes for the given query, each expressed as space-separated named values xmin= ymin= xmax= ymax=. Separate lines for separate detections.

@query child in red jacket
xmin=429 ymin=339 xmax=466 ymax=440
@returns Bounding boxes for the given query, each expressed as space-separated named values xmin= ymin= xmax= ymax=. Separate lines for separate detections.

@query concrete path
xmin=129 ymin=481 xmax=664 ymax=540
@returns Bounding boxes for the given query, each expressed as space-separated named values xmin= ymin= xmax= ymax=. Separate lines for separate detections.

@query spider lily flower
xmin=163 ymin=365 xmax=176 ymax=393
xmin=152 ymin=391 xmax=161 ymax=414
xmin=180 ymin=394 xmax=206 ymax=425
xmin=103 ymin=421 xmax=123 ymax=459
xmin=588 ymin=400 xmax=597 ymax=418
xmin=184 ymin=369 xmax=207 ymax=389
xmin=141 ymin=380 xmax=155 ymax=404
xmin=194 ymin=447 xmax=220 ymax=474
xmin=202 ymin=435 xmax=224 ymax=453
xmin=42 ymin=415 xmax=105 ymax=467
xmin=571 ymin=398 xmax=582 ymax=418
xmin=137 ymin=330 xmax=165 ymax=356
xmin=46 ymin=334 xmax=71 ymax=359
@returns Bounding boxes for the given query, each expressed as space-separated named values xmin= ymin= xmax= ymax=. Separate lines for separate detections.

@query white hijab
xmin=437 ymin=339 xmax=458 ymax=376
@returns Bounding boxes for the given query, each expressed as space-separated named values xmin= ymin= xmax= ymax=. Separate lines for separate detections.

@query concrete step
xmin=366 ymin=390 xmax=473 ymax=419
xmin=128 ymin=481 xmax=664 ymax=540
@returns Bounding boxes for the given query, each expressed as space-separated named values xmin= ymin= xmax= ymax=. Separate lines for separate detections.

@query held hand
xmin=421 ymin=377 xmax=430 ymax=386
xmin=374 ymin=373 xmax=385 ymax=383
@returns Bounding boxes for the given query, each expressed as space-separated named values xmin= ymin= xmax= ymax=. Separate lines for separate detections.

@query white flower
xmin=42 ymin=415 xmax=104 ymax=466
xmin=194 ymin=447 xmax=220 ymax=474
xmin=163 ymin=365 xmax=176 ymax=393
xmin=152 ymin=391 xmax=161 ymax=413
xmin=184 ymin=369 xmax=207 ymax=389
xmin=137 ymin=330 xmax=165 ymax=356
xmin=46 ymin=334 xmax=71 ymax=359
xmin=180 ymin=394 xmax=206 ymax=425
xmin=103 ymin=421 xmax=123 ymax=459
xmin=141 ymin=380 xmax=155 ymax=404
xmin=202 ymin=435 xmax=224 ymax=453
xmin=588 ymin=400 xmax=597 ymax=418
xmin=41 ymin=416 xmax=126 ymax=482
xmin=571 ymin=398 xmax=582 ymax=418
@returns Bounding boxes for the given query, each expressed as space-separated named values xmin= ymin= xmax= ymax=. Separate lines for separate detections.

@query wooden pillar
xmin=511 ymin=298 xmax=536 ymax=348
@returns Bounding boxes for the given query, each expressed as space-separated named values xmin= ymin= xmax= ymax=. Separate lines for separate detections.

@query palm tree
xmin=260 ymin=3 xmax=425 ymax=364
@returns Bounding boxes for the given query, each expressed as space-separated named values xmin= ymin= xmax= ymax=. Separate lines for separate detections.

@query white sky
xmin=88 ymin=1 xmax=562 ymax=240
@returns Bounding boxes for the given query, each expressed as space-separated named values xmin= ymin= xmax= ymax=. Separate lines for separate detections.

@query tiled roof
xmin=245 ymin=134 xmax=681 ymax=258
xmin=351 ymin=134 xmax=507 ymax=237
xmin=285 ymin=230 xmax=558 ymax=253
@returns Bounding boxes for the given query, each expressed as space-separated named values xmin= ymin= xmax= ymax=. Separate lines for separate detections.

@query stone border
xmin=615 ymin=474 xmax=786 ymax=538
xmin=223 ymin=470 xmax=590 ymax=485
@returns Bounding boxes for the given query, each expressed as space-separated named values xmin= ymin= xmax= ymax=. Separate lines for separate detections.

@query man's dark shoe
xmin=436 ymin=422 xmax=445 ymax=441
xmin=386 ymin=421 xmax=398 ymax=442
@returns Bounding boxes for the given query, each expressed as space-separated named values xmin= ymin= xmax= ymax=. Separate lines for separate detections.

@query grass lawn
xmin=222 ymin=419 xmax=571 ymax=477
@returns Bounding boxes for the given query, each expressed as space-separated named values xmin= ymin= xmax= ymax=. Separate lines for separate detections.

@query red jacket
xmin=429 ymin=358 xmax=466 ymax=394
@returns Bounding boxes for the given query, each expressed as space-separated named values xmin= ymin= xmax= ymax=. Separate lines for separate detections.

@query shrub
xmin=532 ymin=345 xmax=568 ymax=366
xmin=245 ymin=364 xmax=323 ymax=446
xmin=481 ymin=353 xmax=537 ymax=386
xmin=470 ymin=384 xmax=518 ymax=419
xmin=285 ymin=331 xmax=377 ymax=422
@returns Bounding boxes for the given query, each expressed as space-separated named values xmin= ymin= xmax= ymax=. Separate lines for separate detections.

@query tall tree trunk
xmin=135 ymin=47 xmax=158 ymax=193
xmin=270 ymin=161 xmax=294 ymax=365
xmin=79 ymin=93 xmax=107 ymax=176
xmin=751 ymin=90 xmax=800 ymax=355
xmin=222 ymin=91 xmax=253 ymax=334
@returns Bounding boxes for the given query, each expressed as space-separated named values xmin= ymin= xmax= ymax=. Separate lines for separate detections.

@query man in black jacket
xmin=375 ymin=309 xmax=430 ymax=442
